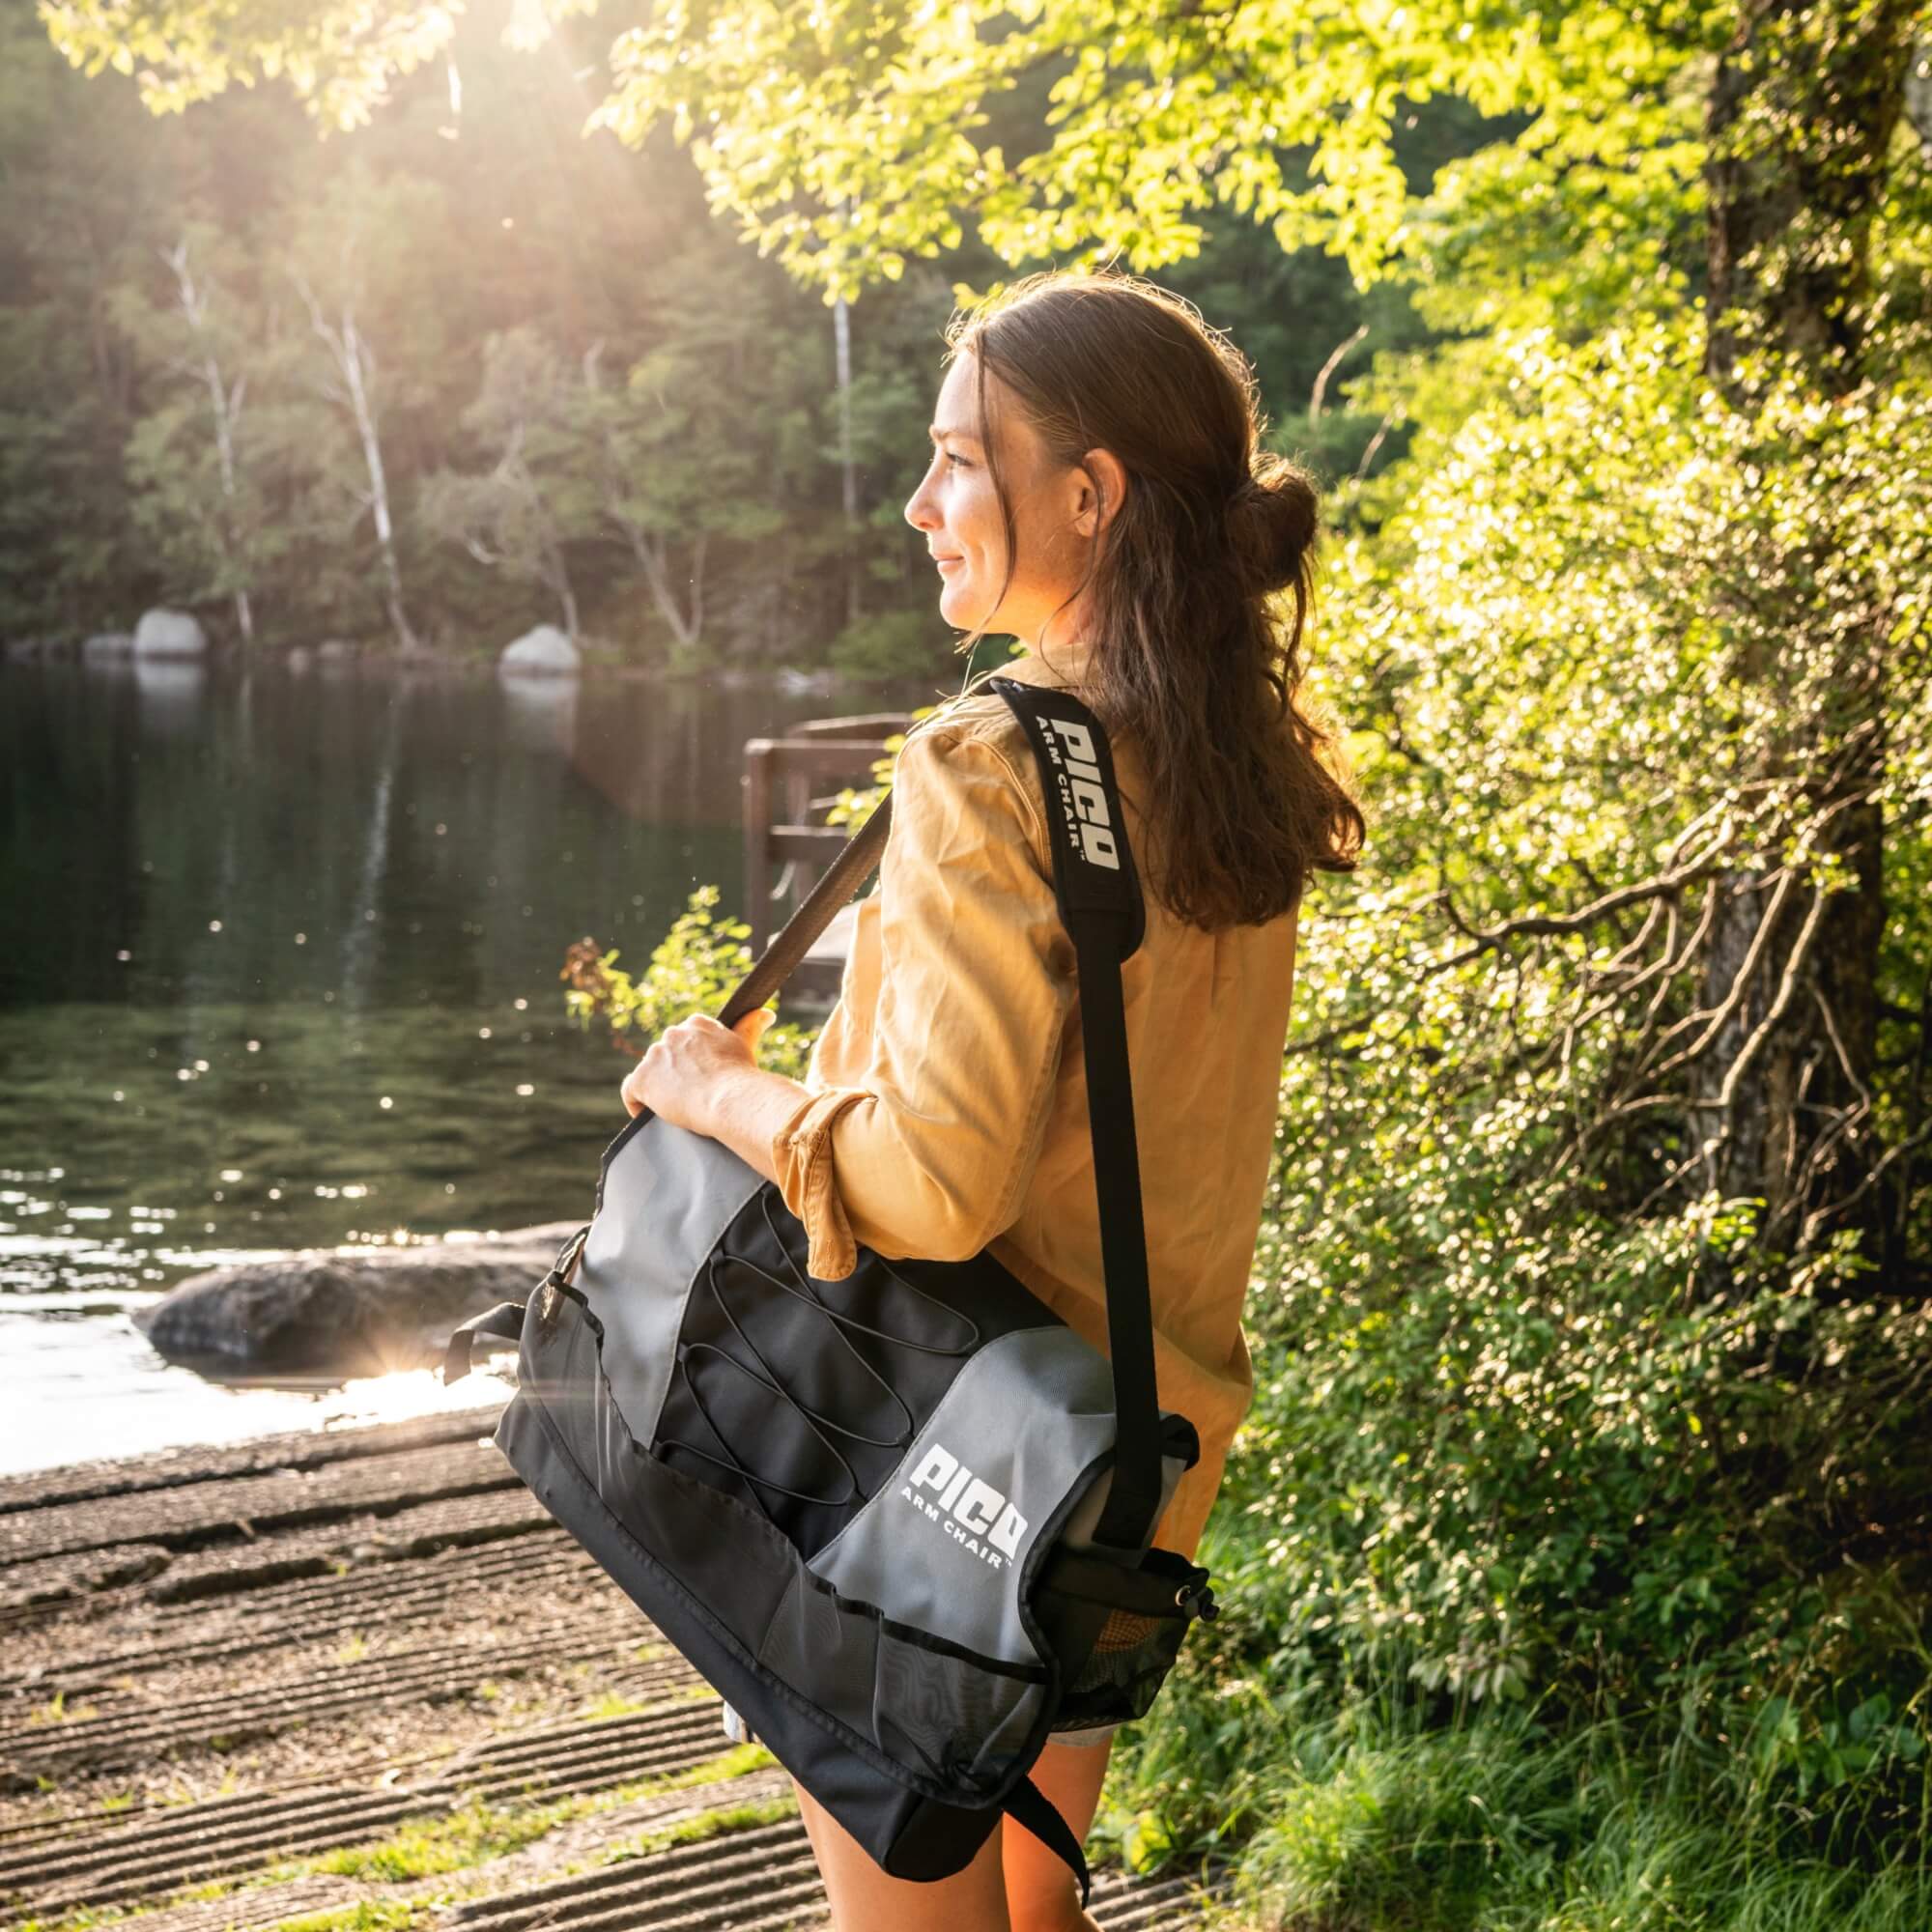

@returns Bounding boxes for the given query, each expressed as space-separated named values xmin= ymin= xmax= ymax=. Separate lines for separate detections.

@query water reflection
xmin=133 ymin=658 xmax=209 ymax=732
xmin=498 ymin=674 xmax=580 ymax=754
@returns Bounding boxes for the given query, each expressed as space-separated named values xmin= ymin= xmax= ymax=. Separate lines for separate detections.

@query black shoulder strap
xmin=985 ymin=678 xmax=1162 ymax=1555
xmin=1004 ymin=1773 xmax=1093 ymax=1908
xmin=986 ymin=679 xmax=1146 ymax=961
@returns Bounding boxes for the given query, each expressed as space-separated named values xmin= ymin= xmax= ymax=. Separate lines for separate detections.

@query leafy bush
xmin=560 ymin=884 xmax=816 ymax=1085
xmin=1101 ymin=314 xmax=1932 ymax=1908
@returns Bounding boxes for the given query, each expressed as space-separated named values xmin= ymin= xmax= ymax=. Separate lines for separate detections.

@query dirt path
xmin=1 ymin=1408 xmax=1227 ymax=1929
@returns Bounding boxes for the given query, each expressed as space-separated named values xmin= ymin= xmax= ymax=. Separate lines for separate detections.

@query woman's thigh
xmin=1002 ymin=1737 xmax=1114 ymax=1931
xmin=789 ymin=1774 xmax=1011 ymax=1931
xmin=788 ymin=1736 xmax=1114 ymax=1932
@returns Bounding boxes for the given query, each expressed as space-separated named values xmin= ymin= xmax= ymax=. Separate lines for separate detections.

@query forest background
xmin=1 ymin=1 xmax=1430 ymax=673
xmin=12 ymin=0 xmax=1932 ymax=1927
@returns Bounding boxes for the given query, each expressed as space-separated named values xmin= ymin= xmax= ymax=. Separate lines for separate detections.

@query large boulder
xmin=498 ymin=624 xmax=581 ymax=678
xmin=136 ymin=1221 xmax=582 ymax=1378
xmin=133 ymin=609 xmax=209 ymax=659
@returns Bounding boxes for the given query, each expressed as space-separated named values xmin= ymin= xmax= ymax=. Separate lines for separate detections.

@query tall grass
xmin=1098 ymin=1607 xmax=1932 ymax=1932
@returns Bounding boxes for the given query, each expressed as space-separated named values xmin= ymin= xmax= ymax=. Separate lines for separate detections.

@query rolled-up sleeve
xmin=768 ymin=724 xmax=1075 ymax=1280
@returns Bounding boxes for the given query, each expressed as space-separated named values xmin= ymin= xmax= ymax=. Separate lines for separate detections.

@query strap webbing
xmin=1069 ymin=918 xmax=1162 ymax=1551
xmin=1004 ymin=1773 xmax=1093 ymax=1908
xmin=720 ymin=795 xmax=891 ymax=1035
xmin=991 ymin=681 xmax=1163 ymax=1555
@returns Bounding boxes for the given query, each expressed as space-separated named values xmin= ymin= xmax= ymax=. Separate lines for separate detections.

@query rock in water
xmin=133 ymin=609 xmax=210 ymax=658
xmin=82 ymin=632 xmax=135 ymax=661
xmin=137 ymin=1222 xmax=582 ymax=1377
xmin=497 ymin=624 xmax=581 ymax=677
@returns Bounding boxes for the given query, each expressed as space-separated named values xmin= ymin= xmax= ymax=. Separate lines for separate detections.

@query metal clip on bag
xmin=443 ymin=679 xmax=1219 ymax=1906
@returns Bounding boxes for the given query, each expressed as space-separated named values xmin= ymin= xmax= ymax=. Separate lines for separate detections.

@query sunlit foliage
xmin=1124 ymin=302 xmax=1932 ymax=1881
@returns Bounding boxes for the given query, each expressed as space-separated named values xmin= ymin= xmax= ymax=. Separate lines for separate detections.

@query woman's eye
xmin=946 ymin=452 xmax=972 ymax=469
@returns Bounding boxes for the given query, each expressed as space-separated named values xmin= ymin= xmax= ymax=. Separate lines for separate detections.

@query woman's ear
xmin=1072 ymin=448 xmax=1129 ymax=539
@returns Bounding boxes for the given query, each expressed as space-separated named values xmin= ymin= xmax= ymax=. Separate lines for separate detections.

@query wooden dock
xmin=0 ymin=1410 xmax=1229 ymax=1929
xmin=743 ymin=712 xmax=908 ymax=1007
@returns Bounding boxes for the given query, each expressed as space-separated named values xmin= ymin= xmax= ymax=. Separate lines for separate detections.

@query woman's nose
xmin=905 ymin=482 xmax=938 ymax=531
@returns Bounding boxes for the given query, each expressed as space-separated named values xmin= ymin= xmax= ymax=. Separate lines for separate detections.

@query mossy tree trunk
xmin=1690 ymin=0 xmax=1918 ymax=1274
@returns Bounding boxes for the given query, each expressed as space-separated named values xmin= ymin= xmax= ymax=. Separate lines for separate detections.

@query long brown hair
xmin=942 ymin=269 xmax=1366 ymax=929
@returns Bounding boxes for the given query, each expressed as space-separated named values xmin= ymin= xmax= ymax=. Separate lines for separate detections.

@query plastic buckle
xmin=536 ymin=1271 xmax=564 ymax=1332
xmin=1174 ymin=1580 xmax=1220 ymax=1623
xmin=536 ymin=1226 xmax=590 ymax=1336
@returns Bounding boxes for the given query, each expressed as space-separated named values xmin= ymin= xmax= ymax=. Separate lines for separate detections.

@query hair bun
xmin=1227 ymin=455 xmax=1319 ymax=596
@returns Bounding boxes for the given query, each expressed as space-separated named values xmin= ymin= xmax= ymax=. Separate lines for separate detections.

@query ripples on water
xmin=0 ymin=659 xmax=908 ymax=1475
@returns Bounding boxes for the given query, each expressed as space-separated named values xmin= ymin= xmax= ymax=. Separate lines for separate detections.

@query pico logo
xmin=1043 ymin=716 xmax=1122 ymax=871
xmin=899 ymin=1444 xmax=1029 ymax=1571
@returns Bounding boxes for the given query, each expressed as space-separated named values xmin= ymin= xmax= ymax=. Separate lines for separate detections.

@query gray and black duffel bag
xmin=443 ymin=676 xmax=1220 ymax=1905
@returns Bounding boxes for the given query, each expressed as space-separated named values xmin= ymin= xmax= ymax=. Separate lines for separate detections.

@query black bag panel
xmin=752 ymin=1567 xmax=1049 ymax=1801
xmin=508 ymin=1290 xmax=1066 ymax=1798
xmin=653 ymin=1180 xmax=1065 ymax=1556
xmin=497 ymin=1370 xmax=1004 ymax=1876
xmin=519 ymin=1276 xmax=798 ymax=1646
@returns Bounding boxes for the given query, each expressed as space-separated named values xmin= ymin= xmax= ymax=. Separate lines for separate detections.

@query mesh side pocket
xmin=1048 ymin=1605 xmax=1190 ymax=1732
xmin=874 ymin=1626 xmax=1044 ymax=1794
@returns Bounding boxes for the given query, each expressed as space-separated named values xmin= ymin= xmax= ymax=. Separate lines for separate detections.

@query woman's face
xmin=903 ymin=352 xmax=1115 ymax=648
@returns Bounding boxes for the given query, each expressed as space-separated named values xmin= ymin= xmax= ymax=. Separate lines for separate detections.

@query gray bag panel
xmin=1055 ymin=1448 xmax=1190 ymax=1560
xmin=582 ymin=1120 xmax=766 ymax=1447
xmin=805 ymin=1325 xmax=1122 ymax=1666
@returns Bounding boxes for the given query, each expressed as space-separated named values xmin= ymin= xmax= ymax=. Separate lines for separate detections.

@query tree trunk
xmin=1691 ymin=0 xmax=1915 ymax=1270
xmin=618 ymin=517 xmax=704 ymax=654
xmin=339 ymin=309 xmax=419 ymax=654
xmin=166 ymin=241 xmax=255 ymax=646
xmin=296 ymin=270 xmax=421 ymax=655
xmin=834 ymin=292 xmax=860 ymax=630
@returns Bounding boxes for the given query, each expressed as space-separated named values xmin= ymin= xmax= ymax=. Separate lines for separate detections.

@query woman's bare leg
xmin=789 ymin=1774 xmax=1013 ymax=1932
xmin=1001 ymin=1737 xmax=1114 ymax=1932
xmin=786 ymin=1735 xmax=1112 ymax=1930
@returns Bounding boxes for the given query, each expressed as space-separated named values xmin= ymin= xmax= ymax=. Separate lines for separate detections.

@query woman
xmin=622 ymin=269 xmax=1365 ymax=1931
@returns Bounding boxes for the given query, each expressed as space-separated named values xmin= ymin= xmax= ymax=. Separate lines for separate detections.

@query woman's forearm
xmin=697 ymin=1063 xmax=813 ymax=1188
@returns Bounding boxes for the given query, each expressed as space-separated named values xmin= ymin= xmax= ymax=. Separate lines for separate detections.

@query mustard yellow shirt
xmin=767 ymin=640 xmax=1301 ymax=1564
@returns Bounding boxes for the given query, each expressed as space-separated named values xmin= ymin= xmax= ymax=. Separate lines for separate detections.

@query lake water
xmin=0 ymin=657 xmax=939 ymax=1476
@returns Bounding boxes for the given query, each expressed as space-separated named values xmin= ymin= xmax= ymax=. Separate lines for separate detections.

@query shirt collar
xmin=952 ymin=639 xmax=1098 ymax=699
